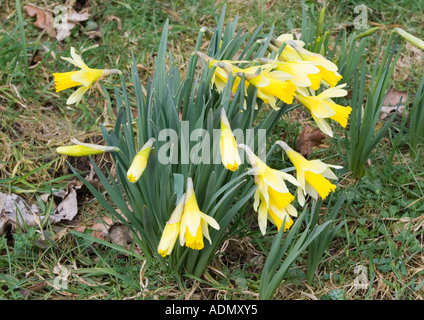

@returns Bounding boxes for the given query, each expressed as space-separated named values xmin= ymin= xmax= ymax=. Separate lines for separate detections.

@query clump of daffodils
xmin=193 ymin=32 xmax=349 ymax=235
xmin=197 ymin=33 xmax=351 ymax=137
xmin=53 ymin=29 xmax=350 ymax=259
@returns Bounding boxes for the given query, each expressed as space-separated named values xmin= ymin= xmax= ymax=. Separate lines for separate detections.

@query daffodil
xmin=273 ymin=34 xmax=305 ymax=62
xmin=56 ymin=138 xmax=120 ymax=156
xmin=127 ymin=138 xmax=155 ymax=183
xmin=179 ymin=178 xmax=220 ymax=250
xmin=238 ymin=144 xmax=299 ymax=235
xmin=295 ymin=85 xmax=352 ymax=137
xmin=195 ymin=52 xmax=244 ymax=93
xmin=157 ymin=194 xmax=186 ymax=257
xmin=276 ymin=141 xmax=342 ymax=206
xmin=255 ymin=58 xmax=321 ymax=90
xmin=220 ymin=109 xmax=241 ymax=171
xmin=285 ymin=40 xmax=343 ymax=87
xmin=53 ymin=47 xmax=121 ymax=105
xmin=236 ymin=64 xmax=297 ymax=109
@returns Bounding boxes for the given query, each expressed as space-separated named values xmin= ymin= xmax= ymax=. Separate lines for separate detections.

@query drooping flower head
xmin=56 ymin=138 xmax=120 ymax=156
xmin=238 ymin=144 xmax=299 ymax=235
xmin=285 ymin=40 xmax=343 ymax=87
xmin=296 ymin=84 xmax=352 ymax=137
xmin=179 ymin=178 xmax=220 ymax=250
xmin=236 ymin=64 xmax=297 ymax=109
xmin=276 ymin=141 xmax=342 ymax=206
xmin=195 ymin=51 xmax=244 ymax=93
xmin=157 ymin=194 xmax=186 ymax=257
xmin=273 ymin=33 xmax=306 ymax=63
xmin=255 ymin=58 xmax=322 ymax=90
xmin=52 ymin=47 xmax=121 ymax=105
xmin=220 ymin=109 xmax=241 ymax=171
xmin=127 ymin=138 xmax=155 ymax=183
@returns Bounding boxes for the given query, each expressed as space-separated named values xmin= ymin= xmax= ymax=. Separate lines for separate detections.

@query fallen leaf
xmin=55 ymin=20 xmax=77 ymax=42
xmin=24 ymin=4 xmax=56 ymax=37
xmin=383 ymin=88 xmax=407 ymax=106
xmin=0 ymin=182 xmax=80 ymax=234
xmin=380 ymin=88 xmax=408 ymax=120
xmin=54 ymin=8 xmax=90 ymax=41
xmin=67 ymin=9 xmax=90 ymax=22
xmin=295 ymin=125 xmax=326 ymax=156
xmin=53 ymin=185 xmax=79 ymax=221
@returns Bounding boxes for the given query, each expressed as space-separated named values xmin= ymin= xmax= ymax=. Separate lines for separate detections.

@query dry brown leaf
xmin=383 ymin=88 xmax=407 ymax=106
xmin=0 ymin=182 xmax=81 ymax=235
xmin=55 ymin=8 xmax=90 ymax=41
xmin=295 ymin=125 xmax=326 ymax=156
xmin=380 ymin=88 xmax=408 ymax=120
xmin=67 ymin=8 xmax=90 ymax=22
xmin=24 ymin=4 xmax=56 ymax=37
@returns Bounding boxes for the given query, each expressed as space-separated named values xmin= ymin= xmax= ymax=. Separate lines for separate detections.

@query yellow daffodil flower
xmin=53 ymin=47 xmax=121 ymax=105
xmin=296 ymin=84 xmax=352 ymax=137
xmin=238 ymin=144 xmax=299 ymax=235
xmin=286 ymin=40 xmax=343 ymax=87
xmin=179 ymin=178 xmax=220 ymax=250
xmin=56 ymin=138 xmax=120 ymax=156
xmin=276 ymin=141 xmax=342 ymax=206
xmin=255 ymin=58 xmax=322 ymax=90
xmin=195 ymin=52 xmax=244 ymax=93
xmin=220 ymin=109 xmax=241 ymax=171
xmin=127 ymin=138 xmax=155 ymax=183
xmin=157 ymin=194 xmax=186 ymax=257
xmin=272 ymin=34 xmax=305 ymax=62
xmin=236 ymin=64 xmax=297 ymax=109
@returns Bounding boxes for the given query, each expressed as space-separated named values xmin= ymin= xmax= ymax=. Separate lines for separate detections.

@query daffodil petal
xmin=66 ymin=86 xmax=90 ymax=105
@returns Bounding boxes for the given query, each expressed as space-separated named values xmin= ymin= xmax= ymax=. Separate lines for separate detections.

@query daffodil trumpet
xmin=254 ymin=58 xmax=321 ymax=89
xmin=285 ymin=40 xmax=343 ymax=87
xmin=53 ymin=47 xmax=122 ymax=105
xmin=220 ymin=109 xmax=241 ymax=171
xmin=157 ymin=194 xmax=186 ymax=257
xmin=276 ymin=140 xmax=342 ymax=206
xmin=127 ymin=138 xmax=155 ymax=183
xmin=238 ymin=144 xmax=299 ymax=235
xmin=295 ymin=85 xmax=352 ymax=137
xmin=56 ymin=138 xmax=120 ymax=157
xmin=179 ymin=178 xmax=220 ymax=250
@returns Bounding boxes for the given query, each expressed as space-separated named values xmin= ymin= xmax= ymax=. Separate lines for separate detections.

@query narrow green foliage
xmin=346 ymin=33 xmax=402 ymax=177
xmin=407 ymin=76 xmax=424 ymax=151
xmin=259 ymin=201 xmax=333 ymax=300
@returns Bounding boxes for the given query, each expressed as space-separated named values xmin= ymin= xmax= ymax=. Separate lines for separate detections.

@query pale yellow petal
xmin=66 ymin=86 xmax=90 ymax=105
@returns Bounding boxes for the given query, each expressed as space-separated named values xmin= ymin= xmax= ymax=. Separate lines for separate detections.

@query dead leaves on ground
xmin=24 ymin=3 xmax=89 ymax=42
xmin=0 ymin=178 xmax=133 ymax=252
xmin=295 ymin=124 xmax=327 ymax=156
xmin=380 ymin=88 xmax=408 ymax=120
xmin=0 ymin=181 xmax=81 ymax=235
xmin=23 ymin=2 xmax=124 ymax=42
xmin=24 ymin=4 xmax=56 ymax=37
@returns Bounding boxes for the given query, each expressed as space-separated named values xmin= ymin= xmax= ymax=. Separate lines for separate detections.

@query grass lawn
xmin=1 ymin=0 xmax=424 ymax=300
